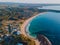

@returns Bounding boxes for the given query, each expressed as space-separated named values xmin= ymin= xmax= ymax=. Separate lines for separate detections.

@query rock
xmin=37 ymin=34 xmax=52 ymax=45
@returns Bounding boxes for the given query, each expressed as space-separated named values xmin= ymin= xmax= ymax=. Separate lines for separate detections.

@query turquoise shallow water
xmin=28 ymin=12 xmax=60 ymax=45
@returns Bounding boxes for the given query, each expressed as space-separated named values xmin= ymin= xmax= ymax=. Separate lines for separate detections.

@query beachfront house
xmin=3 ymin=21 xmax=21 ymax=36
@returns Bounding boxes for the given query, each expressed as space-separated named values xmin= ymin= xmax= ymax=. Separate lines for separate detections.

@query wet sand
xmin=20 ymin=13 xmax=45 ymax=45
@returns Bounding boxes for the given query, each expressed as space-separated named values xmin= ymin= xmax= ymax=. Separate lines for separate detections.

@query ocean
xmin=27 ymin=12 xmax=60 ymax=45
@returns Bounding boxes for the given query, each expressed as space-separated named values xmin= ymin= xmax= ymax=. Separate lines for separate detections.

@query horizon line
xmin=0 ymin=2 xmax=60 ymax=4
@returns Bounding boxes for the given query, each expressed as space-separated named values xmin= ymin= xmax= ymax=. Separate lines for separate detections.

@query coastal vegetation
xmin=0 ymin=5 xmax=40 ymax=45
xmin=0 ymin=34 xmax=35 ymax=45
xmin=0 ymin=3 xmax=59 ymax=45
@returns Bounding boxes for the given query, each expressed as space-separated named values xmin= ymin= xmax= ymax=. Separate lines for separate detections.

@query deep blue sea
xmin=28 ymin=12 xmax=60 ymax=45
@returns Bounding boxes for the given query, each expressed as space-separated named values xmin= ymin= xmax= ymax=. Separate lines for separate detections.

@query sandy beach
xmin=20 ymin=13 xmax=44 ymax=45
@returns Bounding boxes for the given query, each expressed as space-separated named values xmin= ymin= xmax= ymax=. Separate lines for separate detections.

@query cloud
xmin=0 ymin=0 xmax=60 ymax=4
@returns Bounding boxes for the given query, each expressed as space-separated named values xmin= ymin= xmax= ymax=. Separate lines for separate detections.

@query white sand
xmin=20 ymin=13 xmax=45 ymax=45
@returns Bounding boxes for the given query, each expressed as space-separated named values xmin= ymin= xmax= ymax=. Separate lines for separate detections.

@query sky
xmin=0 ymin=0 xmax=60 ymax=4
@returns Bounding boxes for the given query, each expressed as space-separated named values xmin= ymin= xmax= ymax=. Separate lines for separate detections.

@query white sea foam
xmin=26 ymin=23 xmax=30 ymax=34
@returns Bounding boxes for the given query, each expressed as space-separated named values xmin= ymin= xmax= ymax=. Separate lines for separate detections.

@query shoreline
xmin=20 ymin=13 xmax=45 ymax=45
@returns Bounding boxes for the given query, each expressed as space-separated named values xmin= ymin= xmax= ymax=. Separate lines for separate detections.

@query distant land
xmin=0 ymin=2 xmax=60 ymax=7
